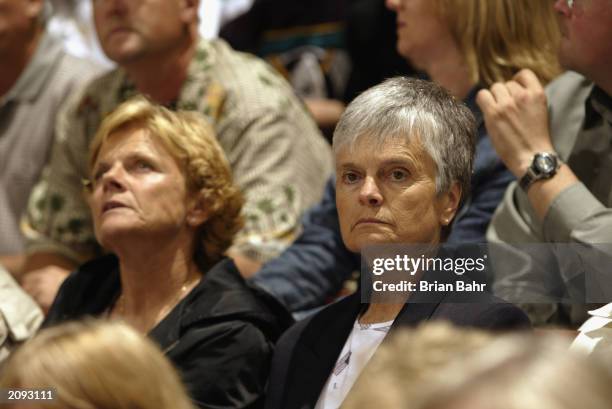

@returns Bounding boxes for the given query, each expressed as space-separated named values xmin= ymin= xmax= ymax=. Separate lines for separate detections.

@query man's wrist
xmin=512 ymin=154 xmax=535 ymax=179
xmin=519 ymin=152 xmax=562 ymax=192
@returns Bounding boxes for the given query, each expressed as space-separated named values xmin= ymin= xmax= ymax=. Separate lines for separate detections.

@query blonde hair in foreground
xmin=342 ymin=322 xmax=493 ymax=409
xmin=0 ymin=320 xmax=196 ymax=409
xmin=436 ymin=0 xmax=561 ymax=86
xmin=88 ymin=96 xmax=244 ymax=271
xmin=343 ymin=323 xmax=612 ymax=409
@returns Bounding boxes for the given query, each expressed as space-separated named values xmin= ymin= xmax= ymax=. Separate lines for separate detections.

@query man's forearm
xmin=525 ymin=164 xmax=579 ymax=221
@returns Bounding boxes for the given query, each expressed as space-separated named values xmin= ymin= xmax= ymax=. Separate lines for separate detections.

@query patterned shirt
xmin=24 ymin=38 xmax=333 ymax=263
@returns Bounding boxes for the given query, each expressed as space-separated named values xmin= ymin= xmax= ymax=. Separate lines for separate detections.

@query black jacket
xmin=265 ymin=289 xmax=529 ymax=409
xmin=45 ymin=255 xmax=293 ymax=409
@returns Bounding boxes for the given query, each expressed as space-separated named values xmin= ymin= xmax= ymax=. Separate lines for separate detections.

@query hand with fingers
xmin=476 ymin=69 xmax=556 ymax=178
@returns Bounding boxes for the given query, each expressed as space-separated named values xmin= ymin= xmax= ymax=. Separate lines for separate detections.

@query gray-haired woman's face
xmin=334 ymin=135 xmax=460 ymax=252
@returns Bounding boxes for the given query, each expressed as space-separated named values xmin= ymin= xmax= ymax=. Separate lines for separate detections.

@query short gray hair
xmin=332 ymin=77 xmax=476 ymax=199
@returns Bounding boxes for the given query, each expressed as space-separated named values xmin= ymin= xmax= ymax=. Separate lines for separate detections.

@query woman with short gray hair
xmin=333 ymin=76 xmax=476 ymax=239
xmin=265 ymin=78 xmax=529 ymax=409
xmin=252 ymin=0 xmax=562 ymax=312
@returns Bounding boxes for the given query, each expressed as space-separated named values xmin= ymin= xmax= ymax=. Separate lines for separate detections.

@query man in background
xmin=0 ymin=0 xmax=100 ymax=274
xmin=20 ymin=0 xmax=332 ymax=312
xmin=478 ymin=0 xmax=612 ymax=326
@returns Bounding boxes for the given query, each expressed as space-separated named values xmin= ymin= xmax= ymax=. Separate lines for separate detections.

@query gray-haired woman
xmin=265 ymin=78 xmax=529 ymax=409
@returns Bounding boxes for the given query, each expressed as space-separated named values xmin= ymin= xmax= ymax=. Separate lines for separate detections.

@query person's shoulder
xmin=168 ymin=316 xmax=272 ymax=409
xmin=203 ymin=38 xmax=303 ymax=114
xmin=275 ymin=293 xmax=359 ymax=352
xmin=178 ymin=317 xmax=273 ymax=354
xmin=58 ymin=68 xmax=123 ymax=120
xmin=44 ymin=254 xmax=119 ymax=326
xmin=48 ymin=255 xmax=118 ymax=300
xmin=183 ymin=258 xmax=294 ymax=341
xmin=433 ymin=292 xmax=531 ymax=331
xmin=76 ymin=69 xmax=123 ymax=104
xmin=546 ymin=71 xmax=592 ymax=102
xmin=545 ymin=71 xmax=595 ymax=157
xmin=56 ymin=50 xmax=107 ymax=81
xmin=267 ymin=295 xmax=365 ymax=409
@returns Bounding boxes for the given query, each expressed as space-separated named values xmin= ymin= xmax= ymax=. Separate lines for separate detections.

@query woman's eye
xmin=134 ymin=161 xmax=153 ymax=171
xmin=92 ymin=168 xmax=106 ymax=182
xmin=342 ymin=171 xmax=360 ymax=184
xmin=390 ymin=169 xmax=409 ymax=181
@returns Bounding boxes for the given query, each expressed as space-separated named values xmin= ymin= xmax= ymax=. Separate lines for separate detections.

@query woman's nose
xmin=100 ymin=164 xmax=126 ymax=192
xmin=358 ymin=177 xmax=383 ymax=206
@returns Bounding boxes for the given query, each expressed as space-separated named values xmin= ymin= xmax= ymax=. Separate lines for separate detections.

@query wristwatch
xmin=519 ymin=152 xmax=561 ymax=191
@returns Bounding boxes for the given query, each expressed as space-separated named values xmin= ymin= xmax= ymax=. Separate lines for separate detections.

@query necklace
xmin=112 ymin=274 xmax=200 ymax=322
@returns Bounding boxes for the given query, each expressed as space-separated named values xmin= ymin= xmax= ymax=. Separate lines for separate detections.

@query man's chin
xmin=104 ymin=44 xmax=144 ymax=65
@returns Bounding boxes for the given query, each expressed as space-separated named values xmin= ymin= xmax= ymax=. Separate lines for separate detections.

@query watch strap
xmin=519 ymin=168 xmax=538 ymax=191
xmin=519 ymin=152 xmax=561 ymax=192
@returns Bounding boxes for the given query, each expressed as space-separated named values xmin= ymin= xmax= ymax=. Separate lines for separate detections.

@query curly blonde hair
xmin=89 ymin=96 xmax=244 ymax=270
xmin=435 ymin=0 xmax=562 ymax=86
xmin=0 ymin=320 xmax=196 ymax=409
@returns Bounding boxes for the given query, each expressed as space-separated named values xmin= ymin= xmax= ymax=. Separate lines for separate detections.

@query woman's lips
xmin=102 ymin=201 xmax=128 ymax=214
xmin=353 ymin=218 xmax=391 ymax=230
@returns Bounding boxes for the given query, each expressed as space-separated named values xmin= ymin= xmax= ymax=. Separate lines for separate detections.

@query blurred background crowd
xmin=1 ymin=0 xmax=611 ymax=408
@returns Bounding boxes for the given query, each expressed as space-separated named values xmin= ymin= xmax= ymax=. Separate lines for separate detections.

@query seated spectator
xmin=220 ymin=0 xmax=351 ymax=135
xmin=0 ymin=0 xmax=101 ymax=275
xmin=0 ymin=320 xmax=196 ymax=409
xmin=252 ymin=0 xmax=561 ymax=313
xmin=344 ymin=325 xmax=612 ymax=409
xmin=20 ymin=0 xmax=332 ymax=313
xmin=264 ymin=78 xmax=529 ymax=409
xmin=44 ymin=97 xmax=293 ymax=408
xmin=0 ymin=265 xmax=42 ymax=365
xmin=479 ymin=0 xmax=612 ymax=326
xmin=220 ymin=0 xmax=418 ymax=137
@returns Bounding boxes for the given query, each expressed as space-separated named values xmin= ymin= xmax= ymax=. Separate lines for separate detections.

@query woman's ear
xmin=438 ymin=182 xmax=462 ymax=226
xmin=187 ymin=195 xmax=209 ymax=227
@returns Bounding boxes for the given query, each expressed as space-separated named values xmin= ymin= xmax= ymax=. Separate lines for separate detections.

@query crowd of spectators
xmin=1 ymin=0 xmax=611 ymax=408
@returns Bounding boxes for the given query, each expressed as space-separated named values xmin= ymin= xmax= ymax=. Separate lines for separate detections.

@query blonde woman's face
xmin=386 ymin=0 xmax=452 ymax=70
xmin=89 ymin=126 xmax=196 ymax=252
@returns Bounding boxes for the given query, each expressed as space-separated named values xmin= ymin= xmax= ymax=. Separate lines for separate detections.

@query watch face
xmin=534 ymin=153 xmax=556 ymax=174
